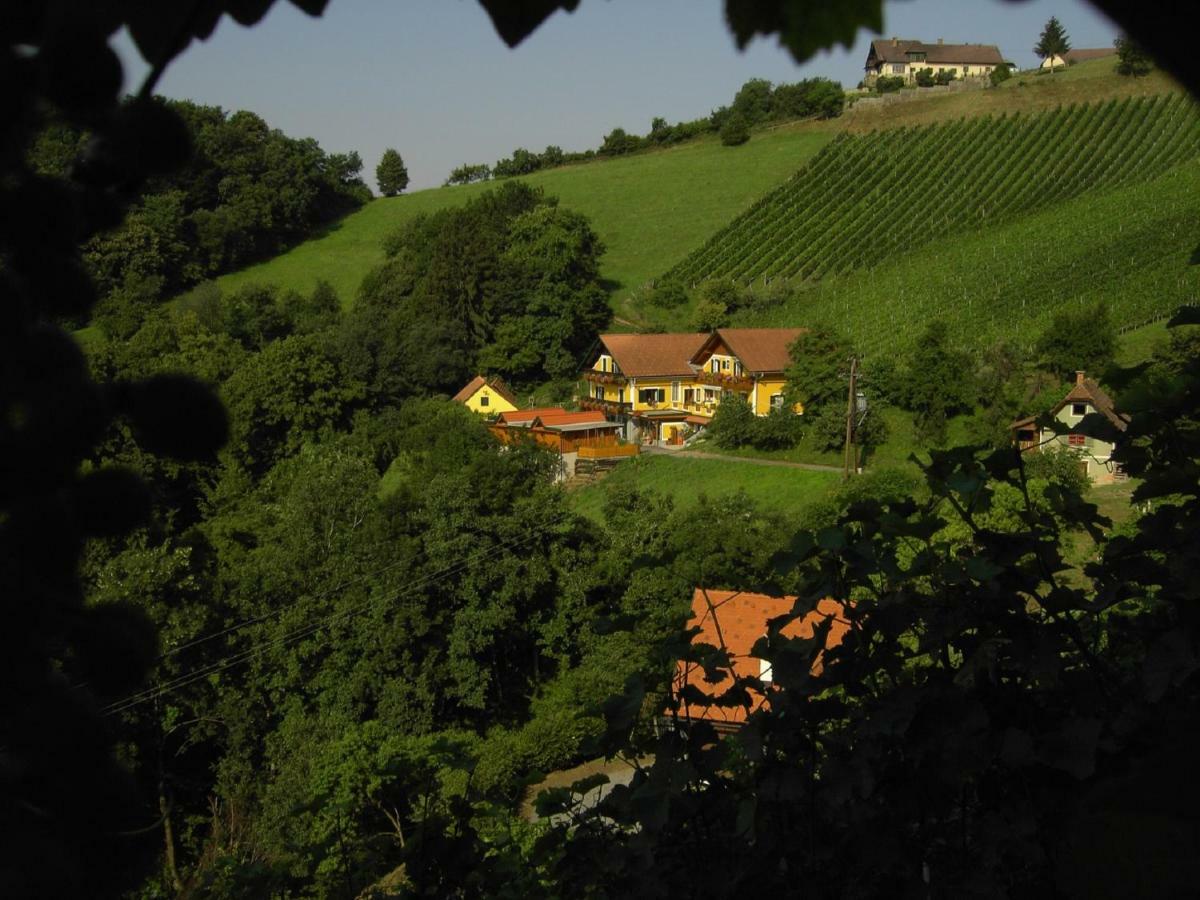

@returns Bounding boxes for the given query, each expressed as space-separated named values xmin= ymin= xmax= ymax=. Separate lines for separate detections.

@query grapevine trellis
xmin=666 ymin=94 xmax=1200 ymax=288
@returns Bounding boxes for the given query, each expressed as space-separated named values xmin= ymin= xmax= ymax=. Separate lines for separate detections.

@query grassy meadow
xmin=568 ymin=454 xmax=841 ymax=522
xmin=214 ymin=125 xmax=835 ymax=320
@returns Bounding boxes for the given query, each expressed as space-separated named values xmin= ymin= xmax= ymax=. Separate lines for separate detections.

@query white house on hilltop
xmin=864 ymin=37 xmax=1005 ymax=84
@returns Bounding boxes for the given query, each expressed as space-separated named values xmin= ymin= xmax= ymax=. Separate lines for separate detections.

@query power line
xmin=102 ymin=510 xmax=575 ymax=717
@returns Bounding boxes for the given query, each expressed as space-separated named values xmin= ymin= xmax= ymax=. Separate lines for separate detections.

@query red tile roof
xmin=535 ymin=411 xmax=610 ymax=428
xmin=452 ymin=375 xmax=518 ymax=405
xmin=672 ymin=589 xmax=850 ymax=727
xmin=692 ymin=328 xmax=808 ymax=374
xmin=496 ymin=406 xmax=568 ymax=425
xmin=599 ymin=332 xmax=710 ymax=377
xmin=1054 ymin=371 xmax=1129 ymax=431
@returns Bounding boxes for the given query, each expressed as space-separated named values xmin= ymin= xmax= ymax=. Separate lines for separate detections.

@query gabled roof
xmin=452 ymin=374 xmax=518 ymax=406
xmin=535 ymin=411 xmax=610 ymax=428
xmin=691 ymin=328 xmax=808 ymax=374
xmin=1011 ymin=372 xmax=1130 ymax=432
xmin=673 ymin=589 xmax=849 ymax=727
xmin=1064 ymin=48 xmax=1116 ymax=63
xmin=868 ymin=38 xmax=1004 ymax=66
xmin=1052 ymin=372 xmax=1129 ymax=431
xmin=598 ymin=332 xmax=709 ymax=378
xmin=496 ymin=406 xmax=567 ymax=425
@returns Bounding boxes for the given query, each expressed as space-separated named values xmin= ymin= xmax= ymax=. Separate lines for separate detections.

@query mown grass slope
xmin=215 ymin=125 xmax=835 ymax=314
xmin=568 ymin=454 xmax=839 ymax=522
xmin=739 ymin=160 xmax=1200 ymax=355
xmin=667 ymin=94 xmax=1200 ymax=286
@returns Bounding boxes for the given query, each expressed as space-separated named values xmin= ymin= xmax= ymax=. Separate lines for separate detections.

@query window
xmin=1072 ymin=403 xmax=1087 ymax=416
xmin=684 ymin=388 xmax=694 ymax=405
xmin=593 ymin=385 xmax=604 ymax=400
xmin=711 ymin=359 xmax=720 ymax=374
xmin=618 ymin=388 xmax=625 ymax=404
xmin=722 ymin=359 xmax=730 ymax=371
xmin=638 ymin=388 xmax=665 ymax=405
xmin=479 ymin=394 xmax=489 ymax=407
xmin=1068 ymin=434 xmax=1086 ymax=447
xmin=671 ymin=381 xmax=680 ymax=403
xmin=891 ymin=63 xmax=905 ymax=73
xmin=770 ymin=393 xmax=784 ymax=410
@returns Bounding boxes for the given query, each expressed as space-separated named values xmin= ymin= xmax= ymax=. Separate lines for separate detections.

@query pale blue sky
xmin=112 ymin=0 xmax=1119 ymax=190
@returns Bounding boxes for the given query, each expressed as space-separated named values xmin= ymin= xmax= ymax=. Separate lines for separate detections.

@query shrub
xmin=690 ymin=298 xmax=728 ymax=331
xmin=708 ymin=394 xmax=757 ymax=449
xmin=989 ymin=63 xmax=1013 ymax=85
xmin=720 ymin=113 xmax=751 ymax=147
xmin=875 ymin=75 xmax=905 ymax=94
xmin=915 ymin=68 xmax=935 ymax=88
xmin=647 ymin=280 xmax=689 ymax=309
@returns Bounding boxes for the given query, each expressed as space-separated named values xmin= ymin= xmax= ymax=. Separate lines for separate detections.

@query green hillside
xmin=739 ymin=160 xmax=1200 ymax=354
xmin=214 ymin=125 xmax=834 ymax=313
xmin=667 ymin=94 xmax=1200 ymax=286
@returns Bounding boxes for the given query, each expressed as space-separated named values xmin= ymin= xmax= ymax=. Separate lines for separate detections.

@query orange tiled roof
xmin=535 ymin=411 xmax=610 ymax=427
xmin=599 ymin=332 xmax=710 ymax=377
xmin=672 ymin=589 xmax=849 ymax=727
xmin=496 ymin=406 xmax=568 ymax=425
xmin=452 ymin=374 xmax=518 ymax=405
xmin=692 ymin=328 xmax=808 ymax=374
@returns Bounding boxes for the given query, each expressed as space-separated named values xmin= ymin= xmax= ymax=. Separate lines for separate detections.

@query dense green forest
xmin=30 ymin=97 xmax=371 ymax=333
xmin=6 ymin=1 xmax=1200 ymax=898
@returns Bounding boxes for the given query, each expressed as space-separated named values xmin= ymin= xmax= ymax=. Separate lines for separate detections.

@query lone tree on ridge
xmin=1115 ymin=34 xmax=1154 ymax=75
xmin=1034 ymin=16 xmax=1072 ymax=73
xmin=376 ymin=148 xmax=410 ymax=196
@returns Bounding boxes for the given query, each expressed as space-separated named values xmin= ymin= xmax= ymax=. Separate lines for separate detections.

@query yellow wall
xmin=464 ymin=386 xmax=517 ymax=415
xmin=753 ymin=381 xmax=801 ymax=417
xmin=584 ymin=380 xmax=628 ymax=404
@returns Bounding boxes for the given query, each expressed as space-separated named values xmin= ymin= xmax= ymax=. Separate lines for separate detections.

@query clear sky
xmin=112 ymin=0 xmax=1119 ymax=191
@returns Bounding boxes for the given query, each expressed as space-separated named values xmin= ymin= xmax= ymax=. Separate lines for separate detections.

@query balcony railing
xmin=695 ymin=370 xmax=754 ymax=392
xmin=581 ymin=369 xmax=627 ymax=386
xmin=580 ymin=397 xmax=630 ymax=415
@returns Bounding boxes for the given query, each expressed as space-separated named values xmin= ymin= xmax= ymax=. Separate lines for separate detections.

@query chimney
xmin=937 ymin=37 xmax=944 ymax=45
xmin=891 ymin=36 xmax=898 ymax=47
xmin=1075 ymin=371 xmax=1086 ymax=386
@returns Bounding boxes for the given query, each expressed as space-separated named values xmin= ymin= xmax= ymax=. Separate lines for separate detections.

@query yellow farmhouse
xmin=579 ymin=328 xmax=806 ymax=445
xmin=864 ymin=37 xmax=1004 ymax=85
xmin=452 ymin=375 xmax=519 ymax=416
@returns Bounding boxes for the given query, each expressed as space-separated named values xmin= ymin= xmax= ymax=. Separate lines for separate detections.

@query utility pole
xmin=843 ymin=356 xmax=858 ymax=481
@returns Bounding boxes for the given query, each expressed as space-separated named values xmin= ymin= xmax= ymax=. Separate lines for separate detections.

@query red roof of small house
xmin=1011 ymin=371 xmax=1129 ymax=433
xmin=496 ymin=406 xmax=568 ymax=425
xmin=452 ymin=375 xmax=519 ymax=405
xmin=535 ymin=411 xmax=610 ymax=428
xmin=672 ymin=589 xmax=850 ymax=728
xmin=598 ymin=332 xmax=710 ymax=378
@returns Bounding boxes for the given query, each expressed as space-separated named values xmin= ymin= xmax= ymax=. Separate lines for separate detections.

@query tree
xmin=1035 ymin=16 xmax=1071 ymax=72
xmin=731 ymin=78 xmax=773 ymax=125
xmin=720 ymin=112 xmax=751 ymax=146
xmin=1115 ymin=34 xmax=1154 ymax=75
xmin=990 ymin=62 xmax=1013 ymax=85
xmin=897 ymin=320 xmax=974 ymax=443
xmin=1035 ymin=303 xmax=1117 ymax=382
xmin=376 ymin=148 xmax=409 ymax=196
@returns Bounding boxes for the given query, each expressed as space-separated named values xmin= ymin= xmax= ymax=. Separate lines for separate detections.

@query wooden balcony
xmin=695 ymin=370 xmax=754 ymax=392
xmin=580 ymin=397 xmax=630 ymax=416
xmin=581 ymin=369 xmax=628 ymax=386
